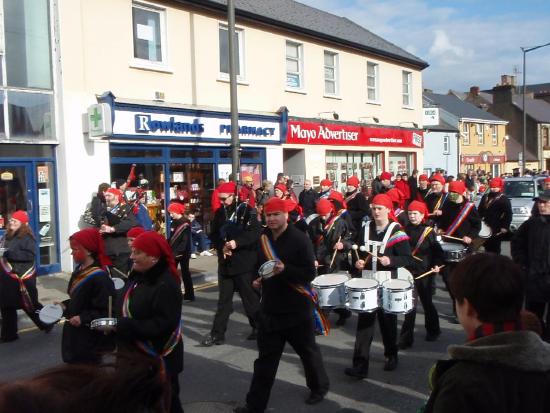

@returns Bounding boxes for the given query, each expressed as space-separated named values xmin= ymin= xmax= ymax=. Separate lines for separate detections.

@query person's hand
xmin=69 ymin=315 xmax=81 ymax=327
xmin=334 ymin=242 xmax=344 ymax=250
xmin=225 ymin=240 xmax=237 ymax=250
xmin=378 ymin=256 xmax=391 ymax=266
xmin=54 ymin=301 xmax=66 ymax=311
xmin=462 ymin=236 xmax=472 ymax=244
xmin=222 ymin=246 xmax=232 ymax=257
xmin=431 ymin=265 xmax=441 ymax=274
xmin=252 ymin=277 xmax=262 ymax=290
xmin=314 ymin=260 xmax=319 ymax=268
xmin=355 ymin=259 xmax=365 ymax=270
xmin=434 ymin=210 xmax=442 ymax=216
xmin=500 ymin=228 xmax=508 ymax=234
xmin=273 ymin=260 xmax=285 ymax=275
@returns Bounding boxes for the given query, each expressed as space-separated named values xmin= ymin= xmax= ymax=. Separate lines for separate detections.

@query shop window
xmin=219 ymin=24 xmax=245 ymax=80
xmin=324 ymin=51 xmax=338 ymax=96
xmin=402 ymin=71 xmax=412 ymax=107
xmin=286 ymin=41 xmax=304 ymax=90
xmin=325 ymin=150 xmax=381 ymax=191
xmin=171 ymin=149 xmax=213 ymax=159
xmin=367 ymin=61 xmax=379 ymax=102
xmin=132 ymin=2 xmax=166 ymax=63
xmin=5 ymin=0 xmax=52 ymax=89
xmin=220 ymin=150 xmax=262 ymax=160
xmin=389 ymin=152 xmax=413 ymax=175
xmin=36 ymin=162 xmax=58 ymax=266
xmin=111 ymin=147 xmax=163 ymax=158
xmin=8 ymin=90 xmax=55 ymax=140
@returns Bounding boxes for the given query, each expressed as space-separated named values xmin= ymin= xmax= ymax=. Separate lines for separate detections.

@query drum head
xmin=258 ymin=260 xmax=277 ymax=278
xmin=479 ymin=223 xmax=492 ymax=238
xmin=312 ymin=273 xmax=349 ymax=287
xmin=439 ymin=241 xmax=466 ymax=251
xmin=112 ymin=277 xmax=125 ymax=290
xmin=383 ymin=279 xmax=411 ymax=290
xmin=39 ymin=304 xmax=63 ymax=324
xmin=345 ymin=278 xmax=378 ymax=289
xmin=397 ymin=267 xmax=413 ymax=281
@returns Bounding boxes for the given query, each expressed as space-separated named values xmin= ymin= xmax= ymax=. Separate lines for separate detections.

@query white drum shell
xmin=312 ymin=273 xmax=349 ymax=308
xmin=345 ymin=278 xmax=379 ymax=312
xmin=382 ymin=279 xmax=414 ymax=314
xmin=439 ymin=241 xmax=467 ymax=262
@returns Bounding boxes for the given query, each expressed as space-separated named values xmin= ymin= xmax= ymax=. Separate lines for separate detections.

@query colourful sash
xmin=69 ymin=266 xmax=105 ymax=296
xmin=260 ymin=234 xmax=330 ymax=336
xmin=169 ymin=222 xmax=189 ymax=246
xmin=0 ymin=258 xmax=36 ymax=312
xmin=122 ymin=282 xmax=182 ymax=377
xmin=446 ymin=202 xmax=475 ymax=236
xmin=385 ymin=229 xmax=410 ymax=249
xmin=432 ymin=193 xmax=448 ymax=212
xmin=345 ymin=191 xmax=359 ymax=203
xmin=411 ymin=227 xmax=433 ymax=257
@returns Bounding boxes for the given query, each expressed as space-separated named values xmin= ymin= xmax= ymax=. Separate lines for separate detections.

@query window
xmin=477 ymin=124 xmax=484 ymax=145
xmin=402 ymin=71 xmax=412 ymax=106
xmin=443 ymin=135 xmax=450 ymax=154
xmin=219 ymin=24 xmax=244 ymax=79
xmin=462 ymin=123 xmax=470 ymax=145
xmin=132 ymin=2 xmax=166 ymax=63
xmin=542 ymin=127 xmax=550 ymax=148
xmin=367 ymin=62 xmax=379 ymax=102
xmin=286 ymin=41 xmax=303 ymax=89
xmin=492 ymin=125 xmax=498 ymax=145
xmin=324 ymin=51 xmax=338 ymax=95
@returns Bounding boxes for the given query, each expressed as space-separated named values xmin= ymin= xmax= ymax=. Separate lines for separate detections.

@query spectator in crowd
xmin=239 ymin=176 xmax=256 ymax=207
xmin=298 ymin=179 xmax=318 ymax=217
xmin=408 ymin=169 xmax=419 ymax=202
xmin=90 ymin=183 xmax=110 ymax=228
xmin=372 ymin=172 xmax=392 ymax=195
xmin=188 ymin=213 xmax=212 ymax=258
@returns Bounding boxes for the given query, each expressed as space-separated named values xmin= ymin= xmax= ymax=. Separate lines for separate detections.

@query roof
xmin=423 ymin=91 xmax=506 ymax=123
xmin=505 ymin=137 xmax=538 ymax=162
xmin=526 ymin=83 xmax=550 ymax=95
xmin=512 ymin=95 xmax=550 ymax=123
xmin=180 ymin=0 xmax=428 ymax=69
xmin=426 ymin=119 xmax=459 ymax=132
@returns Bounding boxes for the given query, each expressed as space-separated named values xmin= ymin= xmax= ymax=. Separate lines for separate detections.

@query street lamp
xmin=521 ymin=41 xmax=550 ymax=175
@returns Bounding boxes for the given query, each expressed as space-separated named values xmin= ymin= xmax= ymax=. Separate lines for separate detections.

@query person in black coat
xmin=512 ymin=189 xmax=550 ymax=340
xmin=345 ymin=176 xmax=370 ymax=235
xmin=202 ymin=181 xmax=261 ymax=346
xmin=0 ymin=211 xmax=50 ymax=342
xmin=477 ymin=177 xmax=512 ymax=254
xmin=90 ymin=182 xmax=110 ymax=227
xmin=167 ymin=203 xmax=194 ymax=301
xmin=407 ymin=169 xmax=419 ymax=203
xmin=116 ymin=230 xmax=184 ymax=413
xmin=235 ymin=197 xmax=329 ymax=413
xmin=298 ymin=179 xmax=319 ymax=217
xmin=60 ymin=228 xmax=115 ymax=363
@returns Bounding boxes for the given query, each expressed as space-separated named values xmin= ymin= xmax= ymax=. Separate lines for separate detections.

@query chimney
xmin=501 ymin=74 xmax=517 ymax=86
xmin=492 ymin=84 xmax=513 ymax=104
xmin=469 ymin=86 xmax=480 ymax=96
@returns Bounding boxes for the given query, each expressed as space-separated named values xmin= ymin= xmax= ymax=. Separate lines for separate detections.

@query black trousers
xmin=352 ymin=309 xmax=397 ymax=371
xmin=441 ymin=263 xmax=457 ymax=316
xmin=400 ymin=276 xmax=441 ymax=343
xmin=1 ymin=305 xmax=45 ymax=340
xmin=211 ymin=272 xmax=260 ymax=339
xmin=483 ymin=236 xmax=502 ymax=254
xmin=177 ymin=256 xmax=194 ymax=300
xmin=109 ymin=253 xmax=131 ymax=275
xmin=246 ymin=317 xmax=329 ymax=412
xmin=526 ymin=300 xmax=550 ymax=340
xmin=169 ymin=373 xmax=184 ymax=413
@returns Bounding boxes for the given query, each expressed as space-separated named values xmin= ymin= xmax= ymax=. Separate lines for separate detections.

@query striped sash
xmin=411 ymin=227 xmax=433 ymax=257
xmin=69 ymin=266 xmax=105 ymax=295
xmin=0 ymin=258 xmax=36 ymax=312
xmin=446 ymin=202 xmax=474 ymax=236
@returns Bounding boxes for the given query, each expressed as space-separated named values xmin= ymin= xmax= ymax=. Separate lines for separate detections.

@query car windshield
xmin=504 ymin=181 xmax=535 ymax=198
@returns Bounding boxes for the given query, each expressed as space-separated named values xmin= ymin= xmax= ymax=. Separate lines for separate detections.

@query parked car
xmin=504 ymin=176 xmax=547 ymax=231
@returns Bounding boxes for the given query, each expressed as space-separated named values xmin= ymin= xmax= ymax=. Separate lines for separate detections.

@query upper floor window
xmin=542 ymin=127 xmax=550 ymax=148
xmin=492 ymin=125 xmax=498 ymax=145
xmin=443 ymin=135 xmax=450 ymax=154
xmin=324 ymin=51 xmax=338 ymax=95
xmin=132 ymin=2 xmax=166 ymax=63
xmin=367 ymin=62 xmax=379 ymax=102
xmin=219 ymin=24 xmax=244 ymax=80
xmin=402 ymin=71 xmax=412 ymax=107
xmin=462 ymin=123 xmax=470 ymax=145
xmin=476 ymin=124 xmax=484 ymax=144
xmin=286 ymin=41 xmax=303 ymax=89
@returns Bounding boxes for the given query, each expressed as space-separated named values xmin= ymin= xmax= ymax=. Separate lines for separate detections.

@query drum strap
xmin=363 ymin=221 xmax=398 ymax=254
xmin=0 ymin=257 xmax=36 ymax=313
xmin=433 ymin=193 xmax=448 ymax=212
xmin=305 ymin=213 xmax=319 ymax=225
xmin=446 ymin=202 xmax=474 ymax=236
xmin=69 ymin=266 xmax=105 ymax=295
xmin=411 ymin=227 xmax=433 ymax=257
xmin=169 ymin=222 xmax=190 ymax=246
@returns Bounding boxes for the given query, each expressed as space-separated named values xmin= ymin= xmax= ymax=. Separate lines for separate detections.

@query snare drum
xmin=361 ymin=270 xmax=391 ymax=284
xmin=38 ymin=304 xmax=63 ymax=324
xmin=345 ymin=278 xmax=379 ymax=313
xmin=479 ymin=221 xmax=492 ymax=239
xmin=90 ymin=317 xmax=117 ymax=332
xmin=258 ymin=260 xmax=277 ymax=279
xmin=311 ymin=273 xmax=349 ymax=308
xmin=112 ymin=277 xmax=125 ymax=290
xmin=382 ymin=279 xmax=414 ymax=314
xmin=439 ymin=241 xmax=468 ymax=262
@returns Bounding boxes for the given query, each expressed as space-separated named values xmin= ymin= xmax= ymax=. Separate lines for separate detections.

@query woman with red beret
xmin=60 ymin=228 xmax=115 ymax=363
xmin=168 ymin=202 xmax=193 ymax=301
xmin=116 ymin=231 xmax=184 ymax=413
xmin=0 ymin=211 xmax=50 ymax=342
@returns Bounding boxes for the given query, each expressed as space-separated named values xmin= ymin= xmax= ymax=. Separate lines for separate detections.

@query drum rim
xmin=312 ymin=274 xmax=349 ymax=287
xmin=382 ymin=279 xmax=411 ymax=288
xmin=345 ymin=278 xmax=379 ymax=290
xmin=258 ymin=260 xmax=277 ymax=274
xmin=39 ymin=304 xmax=63 ymax=323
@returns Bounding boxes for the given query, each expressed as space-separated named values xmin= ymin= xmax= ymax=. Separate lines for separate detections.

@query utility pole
xmin=227 ymin=0 xmax=240 ymax=183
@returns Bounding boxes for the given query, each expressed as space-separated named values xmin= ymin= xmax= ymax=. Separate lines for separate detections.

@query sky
xmin=298 ymin=0 xmax=550 ymax=93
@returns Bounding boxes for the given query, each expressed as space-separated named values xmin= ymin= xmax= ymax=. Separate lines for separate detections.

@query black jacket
xmin=257 ymin=224 xmax=316 ymax=330
xmin=61 ymin=264 xmax=115 ymax=363
xmin=209 ymin=202 xmax=261 ymax=277
xmin=438 ymin=200 xmax=481 ymax=239
xmin=308 ymin=212 xmax=352 ymax=272
xmin=90 ymin=194 xmax=106 ymax=228
xmin=408 ymin=175 xmax=418 ymax=201
xmin=298 ymin=188 xmax=319 ymax=217
xmin=102 ymin=204 xmax=138 ymax=256
xmin=345 ymin=190 xmax=370 ymax=234
xmin=404 ymin=223 xmax=444 ymax=276
xmin=511 ymin=214 xmax=550 ymax=301
xmin=0 ymin=233 xmax=38 ymax=309
xmin=169 ymin=218 xmax=191 ymax=260
xmin=424 ymin=331 xmax=550 ymax=413
xmin=477 ymin=192 xmax=512 ymax=232
xmin=116 ymin=262 xmax=183 ymax=376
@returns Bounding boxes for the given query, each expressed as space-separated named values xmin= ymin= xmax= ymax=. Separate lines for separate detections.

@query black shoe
xmin=0 ymin=335 xmax=19 ymax=343
xmin=425 ymin=330 xmax=441 ymax=342
xmin=43 ymin=323 xmax=54 ymax=334
xmin=344 ymin=366 xmax=368 ymax=379
xmin=183 ymin=297 xmax=195 ymax=302
xmin=398 ymin=339 xmax=413 ymax=350
xmin=305 ymin=391 xmax=326 ymax=405
xmin=246 ymin=329 xmax=257 ymax=340
xmin=201 ymin=334 xmax=224 ymax=347
xmin=449 ymin=316 xmax=460 ymax=324
xmin=383 ymin=355 xmax=398 ymax=371
xmin=234 ymin=406 xmax=254 ymax=413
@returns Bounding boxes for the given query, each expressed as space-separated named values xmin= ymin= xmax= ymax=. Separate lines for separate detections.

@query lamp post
xmin=228 ymin=0 xmax=240 ymax=182
xmin=521 ymin=41 xmax=550 ymax=175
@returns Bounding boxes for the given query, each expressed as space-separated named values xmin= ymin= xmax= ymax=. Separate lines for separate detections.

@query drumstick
xmin=359 ymin=245 xmax=379 ymax=261
xmin=329 ymin=236 xmax=342 ymax=269
xmin=108 ymin=296 xmax=112 ymax=319
xmin=442 ymin=234 xmax=464 ymax=242
xmin=412 ymin=255 xmax=423 ymax=262
xmin=416 ymin=265 xmax=446 ymax=280
xmin=351 ymin=244 xmax=360 ymax=261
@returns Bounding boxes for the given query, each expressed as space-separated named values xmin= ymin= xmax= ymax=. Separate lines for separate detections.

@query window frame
xmin=131 ymin=1 xmax=168 ymax=67
xmin=491 ymin=125 xmax=498 ymax=146
xmin=285 ymin=40 xmax=304 ymax=91
xmin=218 ymin=23 xmax=246 ymax=82
xmin=477 ymin=124 xmax=484 ymax=145
xmin=443 ymin=135 xmax=450 ymax=154
xmin=402 ymin=70 xmax=412 ymax=107
xmin=462 ymin=123 xmax=471 ymax=145
xmin=366 ymin=61 xmax=379 ymax=103
xmin=323 ymin=50 xmax=339 ymax=97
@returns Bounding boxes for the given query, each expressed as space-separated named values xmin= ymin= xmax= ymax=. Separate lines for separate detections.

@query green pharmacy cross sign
xmin=87 ymin=103 xmax=113 ymax=139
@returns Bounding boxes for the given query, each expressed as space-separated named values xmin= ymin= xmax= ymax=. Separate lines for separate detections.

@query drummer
xmin=116 ymin=230 xmax=184 ymax=413
xmin=345 ymin=194 xmax=415 ymax=379
xmin=399 ymin=201 xmax=444 ymax=349
xmin=425 ymin=173 xmax=447 ymax=225
xmin=437 ymin=180 xmax=481 ymax=323
xmin=59 ymin=228 xmax=115 ymax=364
xmin=477 ymin=177 xmax=512 ymax=254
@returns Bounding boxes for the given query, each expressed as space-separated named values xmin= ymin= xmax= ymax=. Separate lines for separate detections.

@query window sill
xmin=323 ymin=94 xmax=342 ymax=100
xmin=129 ymin=59 xmax=174 ymax=74
xmin=366 ymin=100 xmax=382 ymax=106
xmin=401 ymin=106 xmax=415 ymax=110
xmin=285 ymin=88 xmax=307 ymax=95
xmin=217 ymin=76 xmax=250 ymax=86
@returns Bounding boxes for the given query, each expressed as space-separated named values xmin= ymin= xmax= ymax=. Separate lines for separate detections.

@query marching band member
xmin=399 ymin=201 xmax=444 ymax=349
xmin=235 ymin=197 xmax=329 ymax=413
xmin=372 ymin=171 xmax=393 ymax=195
xmin=319 ymin=179 xmax=333 ymax=199
xmin=61 ymin=228 xmax=115 ymax=363
xmin=167 ymin=203 xmax=194 ymax=302
xmin=477 ymin=177 xmax=512 ymax=254
xmin=345 ymin=176 xmax=370 ymax=236
xmin=274 ymin=183 xmax=288 ymax=200
xmin=416 ymin=174 xmax=430 ymax=201
xmin=345 ymin=194 xmax=415 ymax=378
xmin=425 ymin=173 xmax=447 ymax=223
xmin=201 ymin=181 xmax=261 ymax=346
xmin=387 ymin=188 xmax=409 ymax=227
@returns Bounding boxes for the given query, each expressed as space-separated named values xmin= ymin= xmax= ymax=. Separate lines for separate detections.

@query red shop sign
xmin=462 ymin=155 xmax=480 ymax=164
xmin=490 ymin=155 xmax=506 ymax=163
xmin=286 ymin=120 xmax=423 ymax=148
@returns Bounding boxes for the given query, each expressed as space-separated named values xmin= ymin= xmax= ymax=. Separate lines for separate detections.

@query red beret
xmin=448 ymin=180 xmax=466 ymax=194
xmin=346 ymin=176 xmax=360 ymax=187
xmin=408 ymin=200 xmax=428 ymax=216
xmin=429 ymin=174 xmax=445 ymax=185
xmin=274 ymin=184 xmax=287 ymax=193
xmin=371 ymin=194 xmax=393 ymax=210
xmin=419 ymin=174 xmax=429 ymax=182
xmin=489 ymin=178 xmax=504 ymax=189
xmin=218 ymin=181 xmax=236 ymax=194
xmin=70 ymin=228 xmax=112 ymax=267
xmin=316 ymin=199 xmax=333 ymax=215
xmin=328 ymin=190 xmax=344 ymax=203
xmin=545 ymin=177 xmax=550 ymax=183
xmin=132 ymin=231 xmax=179 ymax=281
xmin=264 ymin=197 xmax=290 ymax=214
xmin=320 ymin=179 xmax=332 ymax=187
xmin=127 ymin=226 xmax=146 ymax=239
xmin=386 ymin=188 xmax=403 ymax=204
xmin=478 ymin=185 xmax=486 ymax=193
xmin=106 ymin=188 xmax=123 ymax=202
xmin=11 ymin=210 xmax=29 ymax=224
xmin=167 ymin=202 xmax=186 ymax=214
xmin=380 ymin=172 xmax=392 ymax=181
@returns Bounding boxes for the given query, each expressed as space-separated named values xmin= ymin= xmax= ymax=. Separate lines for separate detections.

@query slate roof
xmin=423 ymin=92 xmax=506 ymax=122
xmin=180 ymin=0 xmax=428 ymax=68
xmin=526 ymin=83 xmax=550 ymax=94
xmin=512 ymin=95 xmax=550 ymax=123
xmin=426 ymin=119 xmax=459 ymax=132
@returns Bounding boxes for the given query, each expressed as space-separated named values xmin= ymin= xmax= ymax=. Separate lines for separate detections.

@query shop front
xmin=104 ymin=99 xmax=282 ymax=233
xmin=285 ymin=118 xmax=423 ymax=192
xmin=461 ymin=153 xmax=506 ymax=177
